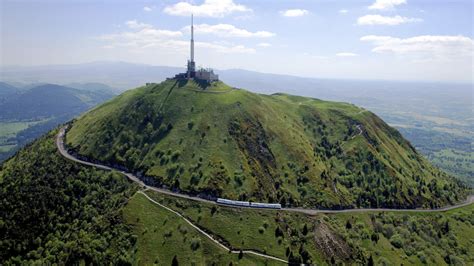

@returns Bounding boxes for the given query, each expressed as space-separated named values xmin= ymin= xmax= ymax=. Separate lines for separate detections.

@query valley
xmin=0 ymin=82 xmax=114 ymax=161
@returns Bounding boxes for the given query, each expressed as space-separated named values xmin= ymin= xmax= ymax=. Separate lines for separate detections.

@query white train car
xmin=216 ymin=198 xmax=250 ymax=207
xmin=250 ymin=202 xmax=282 ymax=209
xmin=216 ymin=198 xmax=281 ymax=209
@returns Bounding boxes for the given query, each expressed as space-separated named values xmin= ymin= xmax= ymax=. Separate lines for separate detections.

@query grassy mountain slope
xmin=124 ymin=193 xmax=278 ymax=265
xmin=67 ymin=79 xmax=467 ymax=209
xmin=0 ymin=125 xmax=471 ymax=264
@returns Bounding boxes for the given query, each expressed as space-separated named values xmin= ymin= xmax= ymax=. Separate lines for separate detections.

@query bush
xmin=275 ymin=227 xmax=284 ymax=238
xmin=187 ymin=121 xmax=194 ymax=130
xmin=263 ymin=221 xmax=269 ymax=229
xmin=417 ymin=251 xmax=427 ymax=264
xmin=171 ymin=151 xmax=181 ymax=162
xmin=190 ymin=238 xmax=201 ymax=251
xmin=390 ymin=234 xmax=403 ymax=249
xmin=382 ymin=224 xmax=395 ymax=238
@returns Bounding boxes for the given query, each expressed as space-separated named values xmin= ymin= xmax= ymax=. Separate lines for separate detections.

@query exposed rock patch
xmin=313 ymin=221 xmax=352 ymax=260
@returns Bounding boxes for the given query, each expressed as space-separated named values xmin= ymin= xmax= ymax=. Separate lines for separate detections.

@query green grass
xmin=0 ymin=144 xmax=16 ymax=152
xmin=0 ymin=122 xmax=32 ymax=137
xmin=66 ymin=79 xmax=467 ymax=209
xmin=0 ymin=120 xmax=46 ymax=138
xmin=123 ymin=192 xmax=282 ymax=265
xmin=143 ymin=190 xmax=319 ymax=262
xmin=141 ymin=189 xmax=474 ymax=265
xmin=429 ymin=149 xmax=473 ymax=185
xmin=0 ymin=120 xmax=48 ymax=152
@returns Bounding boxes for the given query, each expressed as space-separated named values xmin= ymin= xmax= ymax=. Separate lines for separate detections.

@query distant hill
xmin=0 ymin=82 xmax=20 ymax=103
xmin=0 ymin=84 xmax=112 ymax=121
xmin=0 ymin=83 xmax=114 ymax=162
xmin=66 ymin=79 xmax=467 ymax=209
xmin=65 ymin=82 xmax=119 ymax=94
xmin=0 ymin=62 xmax=182 ymax=90
xmin=0 ymin=81 xmax=19 ymax=95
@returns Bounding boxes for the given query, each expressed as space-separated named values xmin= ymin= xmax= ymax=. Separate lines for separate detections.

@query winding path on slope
xmin=57 ymin=126 xmax=473 ymax=215
xmin=137 ymin=191 xmax=287 ymax=263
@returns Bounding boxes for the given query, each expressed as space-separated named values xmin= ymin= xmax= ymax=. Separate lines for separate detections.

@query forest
xmin=0 ymin=130 xmax=137 ymax=264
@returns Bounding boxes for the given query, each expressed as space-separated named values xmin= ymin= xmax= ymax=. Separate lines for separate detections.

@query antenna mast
xmin=191 ymin=14 xmax=194 ymax=63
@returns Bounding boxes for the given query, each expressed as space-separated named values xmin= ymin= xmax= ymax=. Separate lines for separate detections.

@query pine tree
xmin=367 ymin=255 xmax=374 ymax=266
xmin=172 ymin=255 xmax=179 ymax=266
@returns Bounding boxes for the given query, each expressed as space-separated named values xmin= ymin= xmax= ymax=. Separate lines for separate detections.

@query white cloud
xmin=280 ymin=9 xmax=309 ymax=17
xmin=99 ymin=21 xmax=184 ymax=46
xmin=98 ymin=20 xmax=254 ymax=54
xmin=357 ymin=15 xmax=422 ymax=25
xmin=188 ymin=23 xmax=275 ymax=38
xmin=257 ymin=42 xmax=271 ymax=47
xmin=143 ymin=6 xmax=152 ymax=12
xmin=163 ymin=0 xmax=251 ymax=17
xmin=369 ymin=0 xmax=407 ymax=10
xmin=336 ymin=52 xmax=358 ymax=57
xmin=125 ymin=20 xmax=152 ymax=29
xmin=196 ymin=42 xmax=255 ymax=54
xmin=361 ymin=35 xmax=474 ymax=60
xmin=339 ymin=9 xmax=348 ymax=14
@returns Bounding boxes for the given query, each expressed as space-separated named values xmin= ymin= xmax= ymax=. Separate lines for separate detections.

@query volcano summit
xmin=65 ymin=79 xmax=467 ymax=209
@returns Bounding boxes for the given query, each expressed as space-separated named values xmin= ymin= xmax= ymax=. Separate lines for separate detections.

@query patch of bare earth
xmin=313 ymin=221 xmax=352 ymax=260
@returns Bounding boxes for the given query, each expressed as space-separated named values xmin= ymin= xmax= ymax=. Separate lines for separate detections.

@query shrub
xmin=302 ymin=224 xmax=308 ymax=235
xmin=263 ymin=221 xmax=269 ymax=229
xmin=171 ymin=151 xmax=181 ymax=162
xmin=371 ymin=233 xmax=379 ymax=243
xmin=275 ymin=227 xmax=284 ymax=238
xmin=190 ymin=238 xmax=201 ymax=251
xmin=187 ymin=121 xmax=194 ymax=130
xmin=178 ymin=225 xmax=188 ymax=235
xmin=345 ymin=220 xmax=352 ymax=229
xmin=390 ymin=234 xmax=403 ymax=249
xmin=382 ymin=224 xmax=395 ymax=238
xmin=172 ymin=255 xmax=179 ymax=266
xmin=417 ymin=251 xmax=427 ymax=264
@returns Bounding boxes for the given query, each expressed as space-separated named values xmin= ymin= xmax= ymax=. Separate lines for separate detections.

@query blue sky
xmin=1 ymin=0 xmax=473 ymax=82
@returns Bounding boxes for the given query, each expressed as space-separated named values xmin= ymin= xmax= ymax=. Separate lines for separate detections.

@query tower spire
xmin=187 ymin=14 xmax=196 ymax=79
xmin=191 ymin=14 xmax=194 ymax=63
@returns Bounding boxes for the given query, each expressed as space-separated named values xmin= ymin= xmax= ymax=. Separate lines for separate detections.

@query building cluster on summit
xmin=174 ymin=15 xmax=219 ymax=83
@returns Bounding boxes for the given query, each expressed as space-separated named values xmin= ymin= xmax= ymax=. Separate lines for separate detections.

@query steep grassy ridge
xmin=67 ymin=79 xmax=467 ymax=208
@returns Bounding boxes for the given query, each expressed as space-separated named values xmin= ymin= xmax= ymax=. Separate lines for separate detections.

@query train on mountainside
xmin=217 ymin=198 xmax=282 ymax=209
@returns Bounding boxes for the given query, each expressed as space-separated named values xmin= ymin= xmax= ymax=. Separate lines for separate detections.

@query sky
xmin=1 ymin=0 xmax=473 ymax=82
